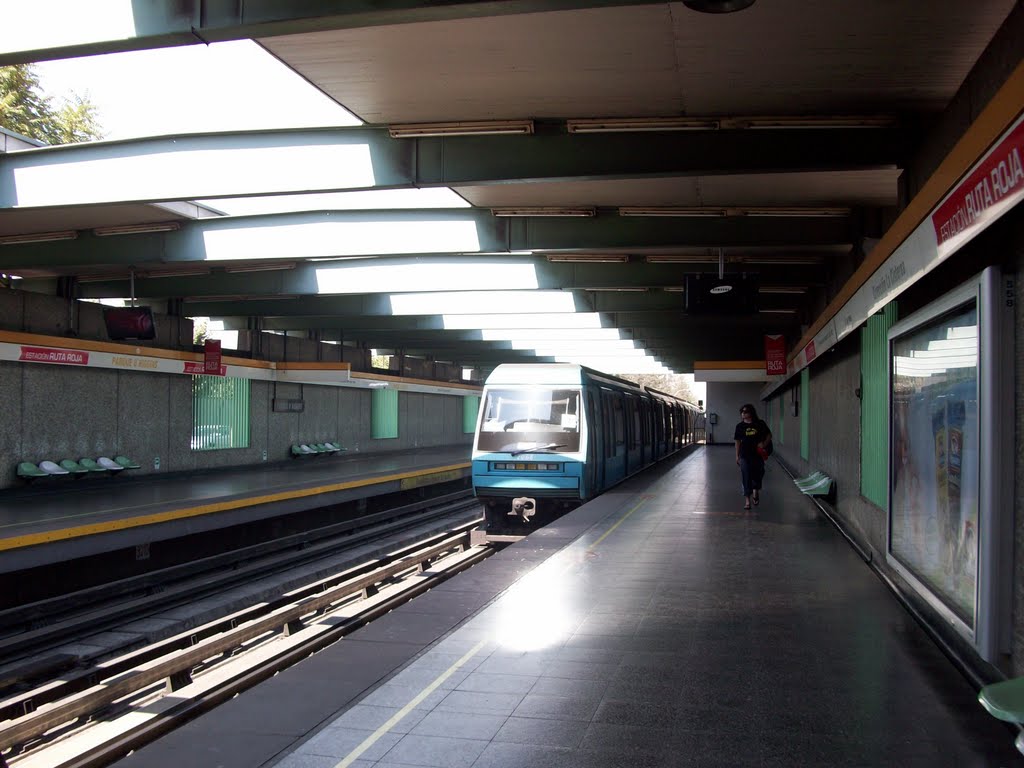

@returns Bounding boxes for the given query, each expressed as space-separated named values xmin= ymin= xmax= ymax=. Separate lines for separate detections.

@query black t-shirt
xmin=734 ymin=418 xmax=770 ymax=460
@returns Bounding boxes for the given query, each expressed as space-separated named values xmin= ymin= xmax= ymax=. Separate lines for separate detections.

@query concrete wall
xmin=763 ymin=205 xmax=1023 ymax=676
xmin=704 ymin=381 xmax=764 ymax=444
xmin=0 ymin=357 xmax=473 ymax=489
xmin=0 ymin=291 xmax=474 ymax=490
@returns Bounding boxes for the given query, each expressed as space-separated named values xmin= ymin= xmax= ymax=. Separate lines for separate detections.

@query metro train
xmin=471 ymin=363 xmax=703 ymax=531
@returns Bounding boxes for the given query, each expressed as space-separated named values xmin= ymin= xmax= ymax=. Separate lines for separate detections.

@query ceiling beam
xmin=0 ymin=209 xmax=855 ymax=270
xmin=0 ymin=126 xmax=906 ymax=209
xmin=0 ymin=1 xmax=664 ymax=66
xmin=73 ymin=256 xmax=828 ymax=299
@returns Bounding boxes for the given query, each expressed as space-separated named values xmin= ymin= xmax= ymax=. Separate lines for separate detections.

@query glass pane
xmin=890 ymin=302 xmax=978 ymax=626
xmin=191 ymin=375 xmax=250 ymax=451
xmin=476 ymin=387 xmax=581 ymax=453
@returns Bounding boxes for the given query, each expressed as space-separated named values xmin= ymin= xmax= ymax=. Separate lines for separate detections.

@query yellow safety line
xmin=334 ymin=638 xmax=489 ymax=768
xmin=589 ymin=496 xmax=649 ymax=550
xmin=0 ymin=463 xmax=471 ymax=552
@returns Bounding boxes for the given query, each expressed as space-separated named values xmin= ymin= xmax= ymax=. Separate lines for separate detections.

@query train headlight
xmin=492 ymin=462 xmax=562 ymax=471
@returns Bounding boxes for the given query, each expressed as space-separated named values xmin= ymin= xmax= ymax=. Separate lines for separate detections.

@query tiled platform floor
xmin=120 ymin=446 xmax=1024 ymax=767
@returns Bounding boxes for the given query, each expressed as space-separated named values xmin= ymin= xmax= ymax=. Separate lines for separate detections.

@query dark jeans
xmin=739 ymin=457 xmax=765 ymax=497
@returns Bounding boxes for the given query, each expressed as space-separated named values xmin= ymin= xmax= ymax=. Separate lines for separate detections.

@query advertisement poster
xmin=890 ymin=302 xmax=979 ymax=626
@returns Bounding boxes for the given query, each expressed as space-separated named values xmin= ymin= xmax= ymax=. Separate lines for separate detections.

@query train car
xmin=471 ymin=363 xmax=702 ymax=531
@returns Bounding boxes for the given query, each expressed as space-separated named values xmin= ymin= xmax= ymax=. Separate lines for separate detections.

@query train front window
xmin=477 ymin=387 xmax=582 ymax=453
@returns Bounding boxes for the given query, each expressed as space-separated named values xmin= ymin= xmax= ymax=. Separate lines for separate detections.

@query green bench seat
xmin=795 ymin=471 xmax=834 ymax=497
xmin=17 ymin=461 xmax=48 ymax=480
xmin=78 ymin=458 xmax=108 ymax=473
xmin=292 ymin=442 xmax=346 ymax=457
xmin=18 ymin=455 xmax=141 ymax=482
xmin=979 ymin=676 xmax=1024 ymax=755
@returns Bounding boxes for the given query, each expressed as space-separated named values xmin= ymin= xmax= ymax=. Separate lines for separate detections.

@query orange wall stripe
xmin=793 ymin=57 xmax=1024 ymax=360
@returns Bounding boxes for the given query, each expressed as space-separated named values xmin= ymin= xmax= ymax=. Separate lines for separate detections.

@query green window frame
xmin=191 ymin=375 xmax=250 ymax=451
xmin=860 ymin=301 xmax=898 ymax=507
xmin=800 ymin=368 xmax=810 ymax=461
xmin=372 ymin=387 xmax=399 ymax=439
xmin=463 ymin=395 xmax=480 ymax=434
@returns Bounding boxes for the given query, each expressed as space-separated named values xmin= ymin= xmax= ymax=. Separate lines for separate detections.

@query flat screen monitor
xmin=104 ymin=306 xmax=156 ymax=340
xmin=684 ymin=275 xmax=759 ymax=315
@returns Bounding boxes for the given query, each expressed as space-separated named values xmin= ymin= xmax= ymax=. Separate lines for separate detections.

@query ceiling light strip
xmin=0 ymin=230 xmax=79 ymax=245
xmin=93 ymin=222 xmax=181 ymax=236
xmin=388 ymin=120 xmax=535 ymax=138
xmin=492 ymin=207 xmax=595 ymax=217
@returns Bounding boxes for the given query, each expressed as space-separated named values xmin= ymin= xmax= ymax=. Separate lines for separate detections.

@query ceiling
xmin=0 ymin=0 xmax=1018 ymax=374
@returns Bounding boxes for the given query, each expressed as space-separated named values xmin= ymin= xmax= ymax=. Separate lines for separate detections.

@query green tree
xmin=629 ymin=373 xmax=698 ymax=404
xmin=0 ymin=64 xmax=103 ymax=144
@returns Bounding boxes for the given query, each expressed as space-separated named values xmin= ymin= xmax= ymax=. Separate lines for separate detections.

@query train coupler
xmin=511 ymin=497 xmax=536 ymax=523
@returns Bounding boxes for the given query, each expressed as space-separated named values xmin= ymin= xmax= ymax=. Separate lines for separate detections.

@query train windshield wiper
xmin=509 ymin=443 xmax=567 ymax=456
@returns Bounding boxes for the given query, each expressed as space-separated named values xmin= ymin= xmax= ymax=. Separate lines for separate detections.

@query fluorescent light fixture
xmin=580 ymin=287 xmax=648 ymax=292
xmin=223 ymin=262 xmax=298 ymax=273
xmin=0 ymin=230 xmax=78 ymax=245
xmin=388 ymin=120 xmax=534 ymax=138
xmin=721 ymin=115 xmax=896 ymax=130
xmin=144 ymin=267 xmax=212 ymax=278
xmin=737 ymin=256 xmax=823 ymax=265
xmin=663 ymin=286 xmax=686 ymax=292
xmin=545 ymin=254 xmax=629 ymax=263
xmin=743 ymin=207 xmax=850 ymax=217
xmin=758 ymin=309 xmax=799 ymax=314
xmin=619 ymin=207 xmax=728 ymax=217
xmin=566 ymin=116 xmax=720 ymax=133
xmin=492 ymin=207 xmax=595 ymax=218
xmin=621 ymin=206 xmax=847 ymax=218
xmin=645 ymin=254 xmax=713 ymax=263
xmin=94 ymin=222 xmax=181 ymax=236
xmin=758 ymin=286 xmax=807 ymax=294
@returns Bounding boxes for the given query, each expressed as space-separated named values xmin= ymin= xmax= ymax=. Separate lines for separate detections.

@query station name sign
xmin=932 ymin=118 xmax=1024 ymax=252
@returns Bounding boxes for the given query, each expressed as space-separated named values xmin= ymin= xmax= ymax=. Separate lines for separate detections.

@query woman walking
xmin=734 ymin=403 xmax=772 ymax=510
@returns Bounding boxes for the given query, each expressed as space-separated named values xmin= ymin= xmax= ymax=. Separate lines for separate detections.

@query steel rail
xmin=0 ymin=524 xmax=483 ymax=756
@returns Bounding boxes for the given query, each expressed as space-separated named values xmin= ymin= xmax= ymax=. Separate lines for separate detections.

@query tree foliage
xmin=0 ymin=64 xmax=103 ymax=144
xmin=628 ymin=373 xmax=699 ymax=404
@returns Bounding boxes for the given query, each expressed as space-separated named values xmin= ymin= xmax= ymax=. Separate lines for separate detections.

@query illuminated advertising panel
xmin=887 ymin=267 xmax=1012 ymax=660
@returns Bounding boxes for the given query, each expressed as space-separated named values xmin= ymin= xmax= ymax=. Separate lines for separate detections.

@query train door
xmin=585 ymin=390 xmax=600 ymax=495
xmin=601 ymin=388 xmax=627 ymax=488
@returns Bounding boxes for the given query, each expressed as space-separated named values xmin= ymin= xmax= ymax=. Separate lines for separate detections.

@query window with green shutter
xmin=800 ymin=368 xmax=810 ymax=461
xmin=372 ymin=387 xmax=399 ymax=439
xmin=463 ymin=395 xmax=480 ymax=434
xmin=860 ymin=302 xmax=898 ymax=507
xmin=191 ymin=375 xmax=250 ymax=451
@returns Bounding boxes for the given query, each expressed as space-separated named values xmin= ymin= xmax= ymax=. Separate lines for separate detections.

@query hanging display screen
xmin=889 ymin=301 xmax=979 ymax=627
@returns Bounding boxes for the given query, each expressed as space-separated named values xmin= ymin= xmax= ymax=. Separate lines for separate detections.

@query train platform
xmin=106 ymin=443 xmax=1023 ymax=768
xmin=0 ymin=446 xmax=471 ymax=573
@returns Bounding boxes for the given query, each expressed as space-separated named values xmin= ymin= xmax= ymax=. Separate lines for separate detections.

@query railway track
xmin=0 ymin=497 xmax=496 ymax=768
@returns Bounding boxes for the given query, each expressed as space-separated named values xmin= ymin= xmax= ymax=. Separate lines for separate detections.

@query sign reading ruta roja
xmin=932 ymin=116 xmax=1024 ymax=249
xmin=19 ymin=346 xmax=88 ymax=365
xmin=203 ymin=339 xmax=224 ymax=376
xmin=764 ymin=335 xmax=786 ymax=375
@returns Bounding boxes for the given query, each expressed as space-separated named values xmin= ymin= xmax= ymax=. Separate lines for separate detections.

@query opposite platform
xmin=0 ymin=445 xmax=470 ymax=571
xmin=111 ymin=445 xmax=1022 ymax=768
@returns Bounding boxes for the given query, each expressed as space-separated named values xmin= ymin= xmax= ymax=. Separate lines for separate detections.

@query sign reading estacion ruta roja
xmin=19 ymin=346 xmax=89 ymax=365
xmin=764 ymin=335 xmax=786 ymax=375
xmin=203 ymin=339 xmax=224 ymax=376
xmin=932 ymin=115 xmax=1024 ymax=253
